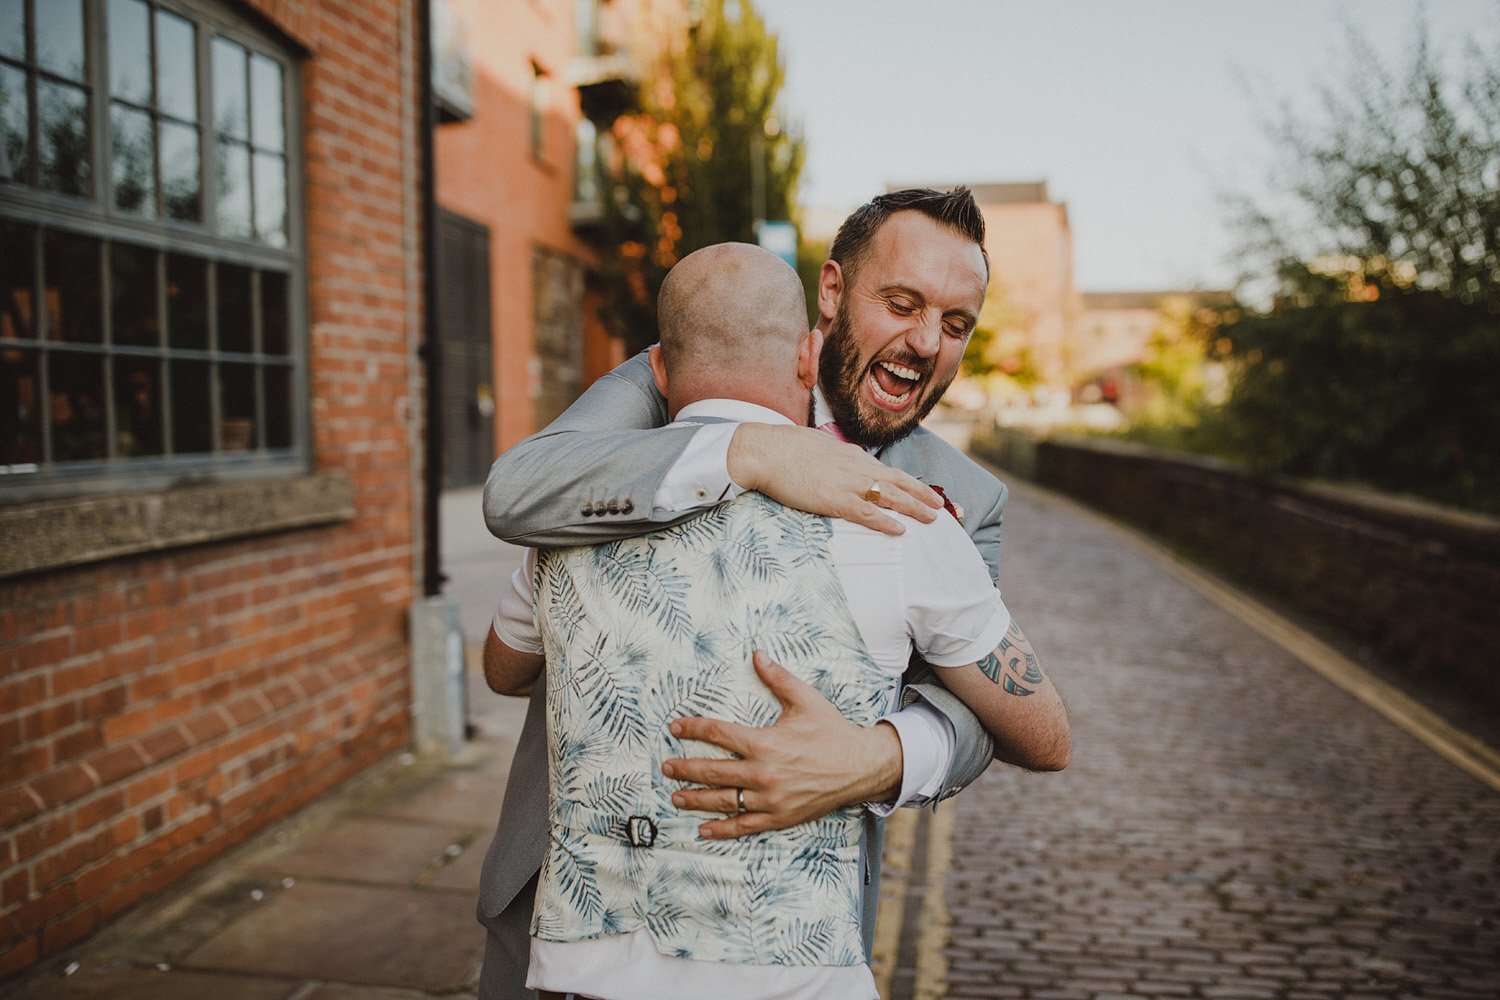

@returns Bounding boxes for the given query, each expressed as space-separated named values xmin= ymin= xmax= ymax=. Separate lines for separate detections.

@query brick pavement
xmin=939 ymin=474 xmax=1500 ymax=999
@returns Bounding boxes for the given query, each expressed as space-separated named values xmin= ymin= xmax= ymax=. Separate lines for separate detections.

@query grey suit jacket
xmin=475 ymin=351 xmax=1009 ymax=961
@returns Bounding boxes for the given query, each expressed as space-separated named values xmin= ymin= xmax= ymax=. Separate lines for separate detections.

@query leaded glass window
xmin=0 ymin=0 xmax=303 ymax=498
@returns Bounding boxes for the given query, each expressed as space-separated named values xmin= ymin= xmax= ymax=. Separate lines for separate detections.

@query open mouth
xmin=867 ymin=359 xmax=924 ymax=410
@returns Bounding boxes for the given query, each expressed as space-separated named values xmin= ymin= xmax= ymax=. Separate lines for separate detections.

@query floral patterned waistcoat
xmin=531 ymin=491 xmax=896 ymax=966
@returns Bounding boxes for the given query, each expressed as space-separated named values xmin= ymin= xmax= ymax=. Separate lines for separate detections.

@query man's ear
xmin=816 ymin=260 xmax=842 ymax=325
xmin=647 ymin=344 xmax=670 ymax=398
xmin=796 ymin=328 xmax=824 ymax=390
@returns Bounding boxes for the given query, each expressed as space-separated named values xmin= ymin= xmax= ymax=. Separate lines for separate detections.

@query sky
xmin=750 ymin=0 xmax=1499 ymax=293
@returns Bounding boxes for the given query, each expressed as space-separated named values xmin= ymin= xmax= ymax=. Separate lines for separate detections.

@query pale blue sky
xmin=752 ymin=0 xmax=1498 ymax=292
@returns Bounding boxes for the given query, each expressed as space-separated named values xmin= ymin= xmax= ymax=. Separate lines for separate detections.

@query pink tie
xmin=817 ymin=421 xmax=849 ymax=443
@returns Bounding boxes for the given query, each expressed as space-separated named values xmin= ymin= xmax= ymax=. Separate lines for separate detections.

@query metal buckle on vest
xmin=625 ymin=815 xmax=658 ymax=848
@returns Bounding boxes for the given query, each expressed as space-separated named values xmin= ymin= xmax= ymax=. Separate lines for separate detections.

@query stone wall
xmin=973 ymin=428 xmax=1500 ymax=705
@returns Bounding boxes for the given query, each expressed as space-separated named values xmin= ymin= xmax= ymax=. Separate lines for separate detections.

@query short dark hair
xmin=828 ymin=187 xmax=989 ymax=285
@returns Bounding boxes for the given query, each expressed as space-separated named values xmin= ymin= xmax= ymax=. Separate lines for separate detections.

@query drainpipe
xmin=408 ymin=0 xmax=465 ymax=758
xmin=418 ymin=0 xmax=444 ymax=598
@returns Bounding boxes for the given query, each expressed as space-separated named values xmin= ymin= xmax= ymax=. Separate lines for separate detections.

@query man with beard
xmin=477 ymin=188 xmax=1012 ymax=999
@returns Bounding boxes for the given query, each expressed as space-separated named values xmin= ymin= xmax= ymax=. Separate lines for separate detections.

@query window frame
xmin=0 ymin=0 xmax=308 ymax=506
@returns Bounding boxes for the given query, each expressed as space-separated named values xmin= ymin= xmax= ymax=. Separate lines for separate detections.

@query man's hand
xmin=727 ymin=424 xmax=942 ymax=536
xmin=662 ymin=651 xmax=904 ymax=839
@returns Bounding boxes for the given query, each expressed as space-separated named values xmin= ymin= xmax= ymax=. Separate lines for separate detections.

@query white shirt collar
xmin=812 ymin=385 xmax=834 ymax=429
xmin=673 ymin=398 xmax=796 ymax=427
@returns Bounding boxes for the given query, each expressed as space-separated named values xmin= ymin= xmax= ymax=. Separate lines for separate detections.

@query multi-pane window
xmin=0 ymin=0 xmax=301 ymax=496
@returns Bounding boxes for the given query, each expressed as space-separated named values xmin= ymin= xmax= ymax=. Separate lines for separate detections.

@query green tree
xmin=599 ymin=0 xmax=805 ymax=354
xmin=1218 ymin=14 xmax=1500 ymax=512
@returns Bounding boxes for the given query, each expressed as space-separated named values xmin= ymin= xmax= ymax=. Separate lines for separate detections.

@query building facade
xmin=432 ymin=0 xmax=681 ymax=485
xmin=0 ymin=0 xmax=426 ymax=976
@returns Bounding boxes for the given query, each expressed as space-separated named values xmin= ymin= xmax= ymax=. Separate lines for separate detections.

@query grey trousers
xmin=477 ymin=872 xmax=539 ymax=1000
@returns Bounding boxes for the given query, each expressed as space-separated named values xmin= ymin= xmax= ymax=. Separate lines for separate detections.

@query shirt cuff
xmin=651 ymin=423 xmax=744 ymax=516
xmin=865 ymin=699 xmax=956 ymax=817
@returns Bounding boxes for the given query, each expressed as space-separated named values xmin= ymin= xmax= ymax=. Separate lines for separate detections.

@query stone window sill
xmin=0 ymin=470 xmax=355 ymax=580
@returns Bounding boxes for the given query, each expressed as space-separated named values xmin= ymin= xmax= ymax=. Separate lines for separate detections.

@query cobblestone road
xmin=936 ymin=476 xmax=1500 ymax=1000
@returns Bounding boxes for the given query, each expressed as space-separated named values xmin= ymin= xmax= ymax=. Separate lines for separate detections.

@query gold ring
xmin=736 ymin=787 xmax=747 ymax=814
xmin=863 ymin=481 xmax=882 ymax=503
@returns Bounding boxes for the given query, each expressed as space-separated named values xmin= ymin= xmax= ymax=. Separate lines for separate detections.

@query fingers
xmin=751 ymin=650 xmax=819 ymax=709
xmin=668 ymin=715 xmax=753 ymax=757
xmin=670 ymin=786 xmax=741 ymax=815
xmin=844 ymin=501 xmax=907 ymax=536
xmin=880 ymin=468 xmax=943 ymax=514
xmin=661 ymin=754 xmax=752 ymax=788
xmin=697 ymin=811 xmax=782 ymax=839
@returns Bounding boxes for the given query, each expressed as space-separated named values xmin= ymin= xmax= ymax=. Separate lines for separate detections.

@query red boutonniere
xmin=929 ymin=485 xmax=964 ymax=525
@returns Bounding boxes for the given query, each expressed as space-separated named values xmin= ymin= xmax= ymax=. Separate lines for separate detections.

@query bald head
xmin=654 ymin=243 xmax=814 ymax=419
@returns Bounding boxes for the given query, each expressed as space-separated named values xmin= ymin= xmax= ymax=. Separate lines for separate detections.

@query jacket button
xmin=607 ymin=499 xmax=620 ymax=514
xmin=621 ymin=499 xmax=633 ymax=514
xmin=580 ymin=503 xmax=594 ymax=517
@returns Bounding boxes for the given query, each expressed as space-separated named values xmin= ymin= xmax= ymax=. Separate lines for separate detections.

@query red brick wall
xmin=0 ymin=0 xmax=424 ymax=978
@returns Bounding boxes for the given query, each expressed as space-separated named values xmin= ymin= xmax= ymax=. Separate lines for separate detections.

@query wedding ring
xmin=863 ymin=481 xmax=883 ymax=503
xmin=736 ymin=787 xmax=747 ymax=814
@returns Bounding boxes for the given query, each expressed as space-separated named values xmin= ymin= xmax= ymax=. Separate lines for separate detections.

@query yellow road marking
xmin=870 ymin=807 xmax=916 ymax=997
xmin=914 ymin=803 xmax=954 ymax=1000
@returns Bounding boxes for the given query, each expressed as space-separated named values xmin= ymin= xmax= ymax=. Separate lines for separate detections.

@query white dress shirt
xmin=494 ymin=399 xmax=1010 ymax=1000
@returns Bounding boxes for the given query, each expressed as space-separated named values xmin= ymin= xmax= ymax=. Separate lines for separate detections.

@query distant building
xmin=1076 ymin=290 xmax=1232 ymax=380
xmin=432 ymin=0 xmax=682 ymax=486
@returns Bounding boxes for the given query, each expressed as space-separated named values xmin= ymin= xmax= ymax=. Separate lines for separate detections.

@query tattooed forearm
xmin=976 ymin=622 xmax=1045 ymax=696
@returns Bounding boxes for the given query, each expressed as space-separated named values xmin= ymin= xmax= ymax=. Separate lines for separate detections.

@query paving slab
xmin=374 ymin=768 xmax=503 ymax=831
xmin=181 ymin=882 xmax=483 ymax=992
xmin=246 ymin=815 xmax=468 ymax=887
xmin=420 ymin=832 xmax=487 ymax=893
xmin=9 ymin=968 xmax=298 ymax=1000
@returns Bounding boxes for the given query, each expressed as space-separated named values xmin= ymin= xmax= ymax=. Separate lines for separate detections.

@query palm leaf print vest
xmin=531 ymin=491 xmax=896 ymax=966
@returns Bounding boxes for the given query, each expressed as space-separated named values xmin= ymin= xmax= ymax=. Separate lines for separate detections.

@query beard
xmin=817 ymin=300 xmax=954 ymax=450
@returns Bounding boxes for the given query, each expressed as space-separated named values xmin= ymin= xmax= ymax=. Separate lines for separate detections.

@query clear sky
xmin=751 ymin=0 xmax=1498 ymax=292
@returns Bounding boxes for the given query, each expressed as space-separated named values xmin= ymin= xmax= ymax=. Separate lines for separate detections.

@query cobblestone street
xmin=929 ymin=474 xmax=1500 ymax=999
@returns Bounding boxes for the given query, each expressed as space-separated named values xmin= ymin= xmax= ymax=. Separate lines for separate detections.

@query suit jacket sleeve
xmin=482 ymin=351 xmax=706 ymax=546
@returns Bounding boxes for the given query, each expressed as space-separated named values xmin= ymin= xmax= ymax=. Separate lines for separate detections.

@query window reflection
xmin=0 ymin=0 xmax=24 ymax=64
xmin=0 ymin=220 xmax=35 ymax=342
xmin=170 ymin=358 xmax=210 ymax=454
xmin=111 ymin=102 xmax=154 ymax=214
xmin=113 ymin=355 xmax=163 ymax=456
xmin=154 ymin=10 xmax=197 ymax=122
xmin=253 ymin=151 xmax=285 ymax=246
xmin=160 ymin=119 xmax=200 ymax=220
xmin=211 ymin=37 xmax=247 ymax=140
xmin=110 ymin=242 xmax=158 ymax=347
xmin=261 ymin=270 xmax=288 ymax=355
xmin=1 ymin=346 xmax=41 ymax=466
xmin=249 ymin=53 xmax=282 ymax=153
xmin=38 ymin=80 xmax=90 ymax=196
xmin=108 ymin=0 xmax=152 ymax=106
xmin=43 ymin=230 xmax=102 ymax=343
xmin=217 ymin=139 xmax=251 ymax=238
xmin=264 ymin=363 xmax=291 ymax=449
xmin=49 ymin=351 xmax=107 ymax=461
xmin=0 ymin=64 xmax=27 ymax=185
xmin=219 ymin=361 xmax=255 ymax=452
xmin=166 ymin=253 xmax=207 ymax=350
xmin=217 ymin=262 xmax=252 ymax=353
xmin=36 ymin=0 xmax=86 ymax=83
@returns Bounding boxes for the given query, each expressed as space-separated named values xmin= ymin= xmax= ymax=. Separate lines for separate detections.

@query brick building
xmin=1 ymin=0 xmax=427 ymax=977
xmin=432 ymin=0 xmax=681 ymax=487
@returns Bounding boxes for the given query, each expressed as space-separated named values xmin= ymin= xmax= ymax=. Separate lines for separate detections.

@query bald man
xmin=481 ymin=244 xmax=1066 ymax=1000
